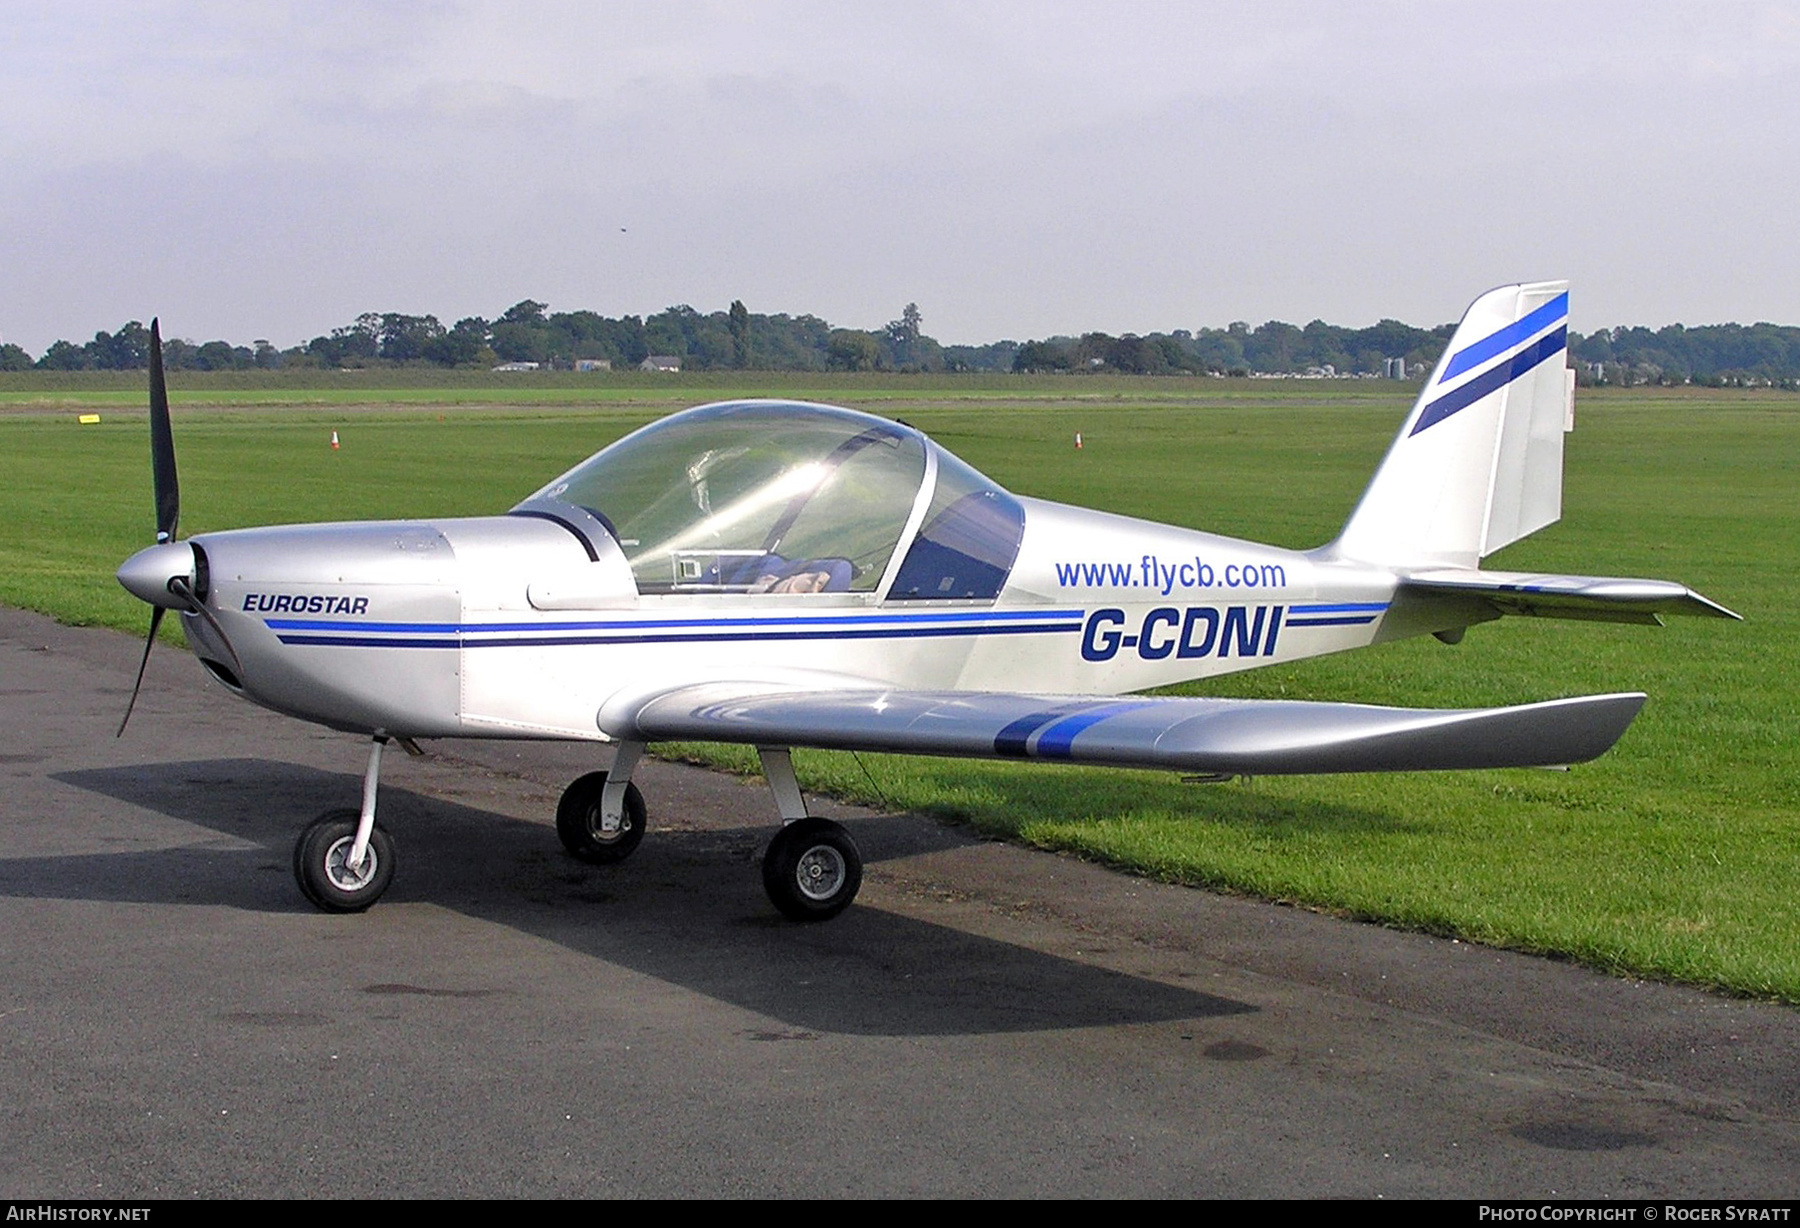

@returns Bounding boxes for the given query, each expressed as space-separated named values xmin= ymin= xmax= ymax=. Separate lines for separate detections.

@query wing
xmin=1399 ymin=568 xmax=1739 ymax=625
xmin=599 ymin=679 xmax=1647 ymax=775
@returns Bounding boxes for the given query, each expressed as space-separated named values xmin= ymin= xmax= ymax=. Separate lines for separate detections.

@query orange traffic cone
xmin=330 ymin=431 xmax=340 ymax=450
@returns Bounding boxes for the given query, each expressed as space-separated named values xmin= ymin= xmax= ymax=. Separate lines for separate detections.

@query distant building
xmin=640 ymin=355 xmax=682 ymax=372
xmin=1384 ymin=357 xmax=1407 ymax=379
xmin=574 ymin=358 xmax=612 ymax=372
xmin=492 ymin=361 xmax=540 ymax=372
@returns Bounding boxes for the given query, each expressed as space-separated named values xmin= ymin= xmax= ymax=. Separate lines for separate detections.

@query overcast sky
xmin=5 ymin=1 xmax=1799 ymax=352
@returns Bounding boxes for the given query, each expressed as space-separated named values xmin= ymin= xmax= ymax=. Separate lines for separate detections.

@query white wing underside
xmin=599 ymin=679 xmax=1647 ymax=775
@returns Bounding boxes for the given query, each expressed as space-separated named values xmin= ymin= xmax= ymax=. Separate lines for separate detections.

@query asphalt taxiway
xmin=2 ymin=606 xmax=1796 ymax=1197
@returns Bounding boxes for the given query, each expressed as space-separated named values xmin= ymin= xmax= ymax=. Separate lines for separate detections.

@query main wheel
xmin=555 ymin=771 xmax=647 ymax=864
xmin=293 ymin=809 xmax=395 ymax=913
xmin=762 ymin=817 xmax=862 ymax=922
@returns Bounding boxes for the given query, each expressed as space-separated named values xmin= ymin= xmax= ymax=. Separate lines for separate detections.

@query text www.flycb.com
xmin=1053 ymin=555 xmax=1287 ymax=595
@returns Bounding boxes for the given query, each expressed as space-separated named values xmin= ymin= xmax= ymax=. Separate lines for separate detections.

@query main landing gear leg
xmin=556 ymin=740 xmax=648 ymax=864
xmin=757 ymin=747 xmax=862 ymax=922
xmin=294 ymin=734 xmax=396 ymax=912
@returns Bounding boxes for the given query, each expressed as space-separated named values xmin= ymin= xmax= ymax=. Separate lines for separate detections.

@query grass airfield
xmin=3 ymin=372 xmax=1792 ymax=1000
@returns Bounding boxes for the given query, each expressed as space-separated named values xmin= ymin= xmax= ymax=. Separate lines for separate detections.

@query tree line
xmin=1011 ymin=318 xmax=1455 ymax=377
xmin=7 ymin=300 xmax=1800 ymax=386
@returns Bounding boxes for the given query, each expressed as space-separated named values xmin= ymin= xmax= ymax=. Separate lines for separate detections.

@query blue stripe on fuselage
xmin=264 ymin=609 xmax=1084 ymax=635
xmin=269 ymin=609 xmax=1087 ymax=650
xmin=1285 ymin=601 xmax=1386 ymax=627
xmin=275 ymin=619 xmax=1084 ymax=649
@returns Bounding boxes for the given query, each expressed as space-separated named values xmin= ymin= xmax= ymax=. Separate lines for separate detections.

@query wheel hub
xmin=323 ymin=836 xmax=380 ymax=891
xmin=794 ymin=845 xmax=846 ymax=900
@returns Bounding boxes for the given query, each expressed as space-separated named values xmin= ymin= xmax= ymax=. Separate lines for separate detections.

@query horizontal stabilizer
xmin=602 ymin=681 xmax=1647 ymax=775
xmin=1400 ymin=568 xmax=1739 ymax=624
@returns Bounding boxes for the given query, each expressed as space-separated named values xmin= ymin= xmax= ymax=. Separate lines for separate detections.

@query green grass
xmin=0 ymin=366 xmax=1419 ymax=409
xmin=4 ymin=374 xmax=1794 ymax=999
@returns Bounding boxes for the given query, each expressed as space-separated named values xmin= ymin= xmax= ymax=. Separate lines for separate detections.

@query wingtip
xmin=1679 ymin=587 xmax=1741 ymax=620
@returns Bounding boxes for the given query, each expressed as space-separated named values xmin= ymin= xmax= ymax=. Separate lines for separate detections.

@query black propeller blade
xmin=149 ymin=318 xmax=179 ymax=543
xmin=120 ymin=319 xmax=178 ymax=736
xmin=118 ymin=606 xmax=165 ymax=737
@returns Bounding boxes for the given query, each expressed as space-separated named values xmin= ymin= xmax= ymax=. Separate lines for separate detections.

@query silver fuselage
xmin=168 ymin=501 xmax=1411 ymax=742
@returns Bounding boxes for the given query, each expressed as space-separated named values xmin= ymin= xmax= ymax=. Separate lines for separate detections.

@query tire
xmin=555 ymin=771 xmax=647 ymax=864
xmin=293 ymin=809 xmax=395 ymax=913
xmin=761 ymin=817 xmax=862 ymax=922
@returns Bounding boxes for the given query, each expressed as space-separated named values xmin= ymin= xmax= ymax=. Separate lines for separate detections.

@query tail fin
xmin=1332 ymin=282 xmax=1573 ymax=569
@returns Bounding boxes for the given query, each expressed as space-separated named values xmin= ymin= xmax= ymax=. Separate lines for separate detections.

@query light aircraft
xmin=116 ymin=281 xmax=1735 ymax=920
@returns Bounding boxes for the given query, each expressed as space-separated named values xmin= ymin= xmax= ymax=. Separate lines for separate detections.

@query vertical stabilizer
xmin=1332 ymin=282 xmax=1571 ymax=569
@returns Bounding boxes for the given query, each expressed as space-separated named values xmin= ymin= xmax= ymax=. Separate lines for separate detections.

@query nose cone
xmin=117 ymin=541 xmax=196 ymax=608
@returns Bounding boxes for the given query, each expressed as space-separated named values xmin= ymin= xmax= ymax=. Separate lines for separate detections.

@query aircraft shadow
xmin=41 ymin=759 xmax=1253 ymax=1037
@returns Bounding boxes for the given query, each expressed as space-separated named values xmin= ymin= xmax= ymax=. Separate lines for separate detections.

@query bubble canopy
xmin=518 ymin=400 xmax=1026 ymax=599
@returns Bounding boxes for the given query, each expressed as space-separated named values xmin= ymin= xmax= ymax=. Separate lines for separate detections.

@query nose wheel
xmin=294 ymin=809 xmax=395 ymax=912
xmin=294 ymin=734 xmax=397 ymax=913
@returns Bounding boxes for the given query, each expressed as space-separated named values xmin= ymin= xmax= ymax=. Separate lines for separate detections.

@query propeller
xmin=116 ymin=322 xmax=247 ymax=735
xmin=118 ymin=318 xmax=223 ymax=735
xmin=118 ymin=320 xmax=178 ymax=735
